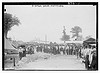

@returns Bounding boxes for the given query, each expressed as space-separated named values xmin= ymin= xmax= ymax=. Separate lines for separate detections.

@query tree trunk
xmin=4 ymin=30 xmax=8 ymax=38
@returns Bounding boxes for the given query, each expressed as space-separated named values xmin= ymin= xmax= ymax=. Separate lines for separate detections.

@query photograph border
xmin=2 ymin=2 xmax=98 ymax=71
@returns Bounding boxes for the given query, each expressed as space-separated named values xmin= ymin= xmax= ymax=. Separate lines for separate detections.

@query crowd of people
xmin=81 ymin=45 xmax=97 ymax=70
xmin=17 ymin=43 xmax=97 ymax=70
xmin=25 ymin=44 xmax=82 ymax=57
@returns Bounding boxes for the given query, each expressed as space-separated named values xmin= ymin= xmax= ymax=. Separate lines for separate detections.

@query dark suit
xmin=90 ymin=54 xmax=97 ymax=70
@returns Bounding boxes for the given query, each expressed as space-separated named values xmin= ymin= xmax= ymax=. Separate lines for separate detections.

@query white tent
xmin=4 ymin=37 xmax=16 ymax=50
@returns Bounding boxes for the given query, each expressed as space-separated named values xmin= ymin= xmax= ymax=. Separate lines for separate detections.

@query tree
xmin=61 ymin=26 xmax=70 ymax=43
xmin=70 ymin=26 xmax=82 ymax=41
xmin=61 ymin=34 xmax=70 ymax=43
xmin=77 ymin=35 xmax=83 ymax=41
xmin=85 ymin=35 xmax=92 ymax=40
xmin=4 ymin=13 xmax=20 ymax=38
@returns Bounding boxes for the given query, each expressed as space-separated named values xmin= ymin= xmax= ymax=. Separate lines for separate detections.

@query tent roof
xmin=84 ymin=38 xmax=96 ymax=42
xmin=83 ymin=38 xmax=96 ymax=44
xmin=11 ymin=40 xmax=19 ymax=48
xmin=4 ymin=37 xmax=16 ymax=50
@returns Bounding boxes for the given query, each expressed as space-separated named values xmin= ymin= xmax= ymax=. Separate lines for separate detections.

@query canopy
xmin=65 ymin=41 xmax=83 ymax=44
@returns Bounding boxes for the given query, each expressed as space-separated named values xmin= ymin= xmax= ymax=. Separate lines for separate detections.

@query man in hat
xmin=18 ymin=47 xmax=23 ymax=60
xmin=90 ymin=47 xmax=97 ymax=70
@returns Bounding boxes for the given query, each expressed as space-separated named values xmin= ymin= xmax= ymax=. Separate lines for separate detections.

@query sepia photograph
xmin=2 ymin=2 xmax=98 ymax=71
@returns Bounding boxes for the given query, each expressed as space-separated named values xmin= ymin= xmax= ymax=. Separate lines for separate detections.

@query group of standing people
xmin=81 ymin=46 xmax=97 ymax=70
xmin=26 ymin=44 xmax=82 ymax=58
xmin=18 ymin=46 xmax=26 ymax=60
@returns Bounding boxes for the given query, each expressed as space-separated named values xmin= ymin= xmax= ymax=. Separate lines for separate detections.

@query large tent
xmin=4 ymin=37 xmax=18 ymax=54
xmin=4 ymin=37 xmax=15 ymax=50
xmin=83 ymin=38 xmax=96 ymax=47
xmin=83 ymin=38 xmax=96 ymax=44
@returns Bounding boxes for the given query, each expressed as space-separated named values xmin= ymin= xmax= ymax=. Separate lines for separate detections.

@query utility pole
xmin=45 ymin=35 xmax=47 ymax=44
xmin=45 ymin=35 xmax=47 ymax=49
xmin=63 ymin=26 xmax=66 ymax=35
xmin=63 ymin=26 xmax=66 ymax=43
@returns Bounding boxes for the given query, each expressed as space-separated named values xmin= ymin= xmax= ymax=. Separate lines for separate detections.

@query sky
xmin=5 ymin=5 xmax=96 ymax=43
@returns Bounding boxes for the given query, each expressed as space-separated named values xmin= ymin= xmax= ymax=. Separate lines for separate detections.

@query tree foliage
xmin=85 ymin=35 xmax=92 ymax=40
xmin=4 ymin=13 xmax=20 ymax=38
xmin=61 ymin=34 xmax=70 ymax=42
xmin=70 ymin=26 xmax=82 ymax=40
xmin=61 ymin=26 xmax=70 ymax=43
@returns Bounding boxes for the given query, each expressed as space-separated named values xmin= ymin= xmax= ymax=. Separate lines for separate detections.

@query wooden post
xmin=13 ymin=57 xmax=15 ymax=66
